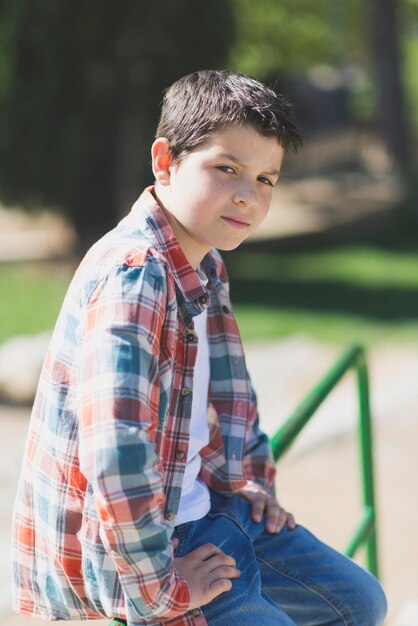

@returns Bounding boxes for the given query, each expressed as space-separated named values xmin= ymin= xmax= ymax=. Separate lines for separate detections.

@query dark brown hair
xmin=156 ymin=70 xmax=302 ymax=163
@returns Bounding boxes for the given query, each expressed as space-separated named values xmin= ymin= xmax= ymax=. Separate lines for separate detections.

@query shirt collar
xmin=129 ymin=186 xmax=220 ymax=316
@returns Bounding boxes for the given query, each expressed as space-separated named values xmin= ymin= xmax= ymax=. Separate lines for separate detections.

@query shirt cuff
xmin=153 ymin=568 xmax=191 ymax=620
xmin=239 ymin=480 xmax=272 ymax=497
xmin=125 ymin=567 xmax=191 ymax=623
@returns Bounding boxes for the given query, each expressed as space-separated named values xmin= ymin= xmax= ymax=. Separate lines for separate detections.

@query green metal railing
xmin=269 ymin=344 xmax=379 ymax=578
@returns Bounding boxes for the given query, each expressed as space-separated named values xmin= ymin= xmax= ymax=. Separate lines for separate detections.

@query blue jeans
xmin=173 ymin=490 xmax=387 ymax=625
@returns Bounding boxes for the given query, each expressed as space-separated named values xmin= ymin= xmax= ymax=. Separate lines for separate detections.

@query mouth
xmin=221 ymin=215 xmax=250 ymax=229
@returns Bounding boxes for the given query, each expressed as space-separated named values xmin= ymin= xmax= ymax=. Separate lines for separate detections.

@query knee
xmin=368 ymin=577 xmax=388 ymax=626
xmin=352 ymin=571 xmax=387 ymax=626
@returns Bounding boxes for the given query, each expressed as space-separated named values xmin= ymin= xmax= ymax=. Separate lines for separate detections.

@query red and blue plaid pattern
xmin=12 ymin=187 xmax=276 ymax=625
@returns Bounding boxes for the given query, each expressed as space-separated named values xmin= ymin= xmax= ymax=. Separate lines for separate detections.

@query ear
xmin=151 ymin=138 xmax=172 ymax=186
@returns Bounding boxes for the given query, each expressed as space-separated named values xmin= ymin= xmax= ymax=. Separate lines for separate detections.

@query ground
xmin=2 ymin=338 xmax=417 ymax=626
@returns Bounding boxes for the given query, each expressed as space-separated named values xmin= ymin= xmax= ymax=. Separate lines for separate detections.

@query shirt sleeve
xmin=77 ymin=260 xmax=191 ymax=621
xmin=242 ymin=370 xmax=277 ymax=496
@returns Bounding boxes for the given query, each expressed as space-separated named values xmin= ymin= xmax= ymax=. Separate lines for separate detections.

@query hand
xmin=238 ymin=490 xmax=296 ymax=534
xmin=171 ymin=539 xmax=240 ymax=610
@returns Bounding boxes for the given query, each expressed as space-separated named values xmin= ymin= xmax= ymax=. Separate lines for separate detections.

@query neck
xmin=153 ymin=185 xmax=209 ymax=270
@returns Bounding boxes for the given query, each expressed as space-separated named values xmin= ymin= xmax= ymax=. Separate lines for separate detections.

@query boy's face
xmin=152 ymin=124 xmax=285 ymax=269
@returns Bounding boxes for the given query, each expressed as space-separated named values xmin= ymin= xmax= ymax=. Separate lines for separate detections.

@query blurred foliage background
xmin=1 ymin=0 xmax=418 ymax=346
xmin=1 ymin=8 xmax=416 ymax=620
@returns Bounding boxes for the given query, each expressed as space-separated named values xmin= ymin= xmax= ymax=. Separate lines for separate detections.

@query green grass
xmin=1 ymin=245 xmax=418 ymax=347
xmin=0 ymin=262 xmax=74 ymax=344
xmin=233 ymin=305 xmax=418 ymax=345
xmin=224 ymin=245 xmax=418 ymax=346
xmin=230 ymin=248 xmax=418 ymax=288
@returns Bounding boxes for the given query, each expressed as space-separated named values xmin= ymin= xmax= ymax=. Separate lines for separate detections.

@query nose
xmin=233 ymin=183 xmax=257 ymax=208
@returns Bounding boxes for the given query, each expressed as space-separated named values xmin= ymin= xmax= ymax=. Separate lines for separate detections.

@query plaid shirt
xmin=12 ymin=187 xmax=276 ymax=626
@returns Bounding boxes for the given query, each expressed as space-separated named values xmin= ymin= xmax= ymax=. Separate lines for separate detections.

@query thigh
xmin=254 ymin=524 xmax=387 ymax=626
xmin=174 ymin=511 xmax=296 ymax=626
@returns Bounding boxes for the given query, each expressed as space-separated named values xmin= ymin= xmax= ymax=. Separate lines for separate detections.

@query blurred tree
xmin=402 ymin=0 xmax=418 ymax=132
xmin=228 ymin=0 xmax=335 ymax=78
xmin=227 ymin=0 xmax=380 ymax=138
xmin=0 ymin=0 xmax=235 ymax=250
xmin=369 ymin=0 xmax=412 ymax=170
xmin=228 ymin=0 xmax=376 ymax=78
xmin=230 ymin=0 xmax=416 ymax=175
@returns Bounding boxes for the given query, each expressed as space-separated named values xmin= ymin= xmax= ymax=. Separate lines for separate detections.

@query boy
xmin=12 ymin=70 xmax=387 ymax=625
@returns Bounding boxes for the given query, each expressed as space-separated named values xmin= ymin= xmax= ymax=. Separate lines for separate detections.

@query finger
xmin=250 ymin=495 xmax=267 ymax=523
xmin=202 ymin=553 xmax=237 ymax=570
xmin=287 ymin=512 xmax=296 ymax=530
xmin=208 ymin=577 xmax=233 ymax=600
xmin=191 ymin=543 xmax=224 ymax=561
xmin=207 ymin=566 xmax=240 ymax=601
xmin=275 ymin=507 xmax=289 ymax=532
xmin=265 ymin=500 xmax=281 ymax=533
xmin=208 ymin=565 xmax=241 ymax=582
xmin=171 ymin=537 xmax=180 ymax=553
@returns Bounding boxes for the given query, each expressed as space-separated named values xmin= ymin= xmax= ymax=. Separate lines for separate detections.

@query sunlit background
xmin=1 ymin=1 xmax=418 ymax=624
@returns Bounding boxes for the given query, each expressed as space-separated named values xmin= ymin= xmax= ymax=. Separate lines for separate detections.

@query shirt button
xmin=181 ymin=387 xmax=192 ymax=396
xmin=190 ymin=608 xmax=202 ymax=617
xmin=175 ymin=450 xmax=185 ymax=460
xmin=164 ymin=512 xmax=175 ymax=521
xmin=186 ymin=332 xmax=195 ymax=342
xmin=198 ymin=294 xmax=208 ymax=305
xmin=222 ymin=305 xmax=230 ymax=314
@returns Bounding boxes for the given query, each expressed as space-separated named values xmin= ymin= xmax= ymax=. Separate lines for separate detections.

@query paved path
xmin=1 ymin=339 xmax=417 ymax=625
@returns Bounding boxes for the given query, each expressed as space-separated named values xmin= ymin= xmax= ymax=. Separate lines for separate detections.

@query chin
xmin=216 ymin=240 xmax=245 ymax=252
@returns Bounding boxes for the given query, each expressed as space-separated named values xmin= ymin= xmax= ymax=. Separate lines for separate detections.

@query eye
xmin=217 ymin=165 xmax=236 ymax=174
xmin=258 ymin=176 xmax=274 ymax=187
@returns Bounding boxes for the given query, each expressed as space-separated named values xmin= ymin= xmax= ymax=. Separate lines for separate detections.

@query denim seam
xmin=256 ymin=552 xmax=355 ymax=626
xmin=206 ymin=511 xmax=255 ymax=543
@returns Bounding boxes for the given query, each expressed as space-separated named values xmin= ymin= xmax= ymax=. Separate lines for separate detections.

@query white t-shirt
xmin=174 ymin=307 xmax=211 ymax=526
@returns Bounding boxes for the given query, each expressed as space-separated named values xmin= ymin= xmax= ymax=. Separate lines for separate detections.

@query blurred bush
xmin=0 ymin=0 xmax=418 ymax=247
xmin=0 ymin=0 xmax=235 ymax=249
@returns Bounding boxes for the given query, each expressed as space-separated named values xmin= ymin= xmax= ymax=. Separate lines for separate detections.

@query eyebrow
xmin=217 ymin=152 xmax=280 ymax=178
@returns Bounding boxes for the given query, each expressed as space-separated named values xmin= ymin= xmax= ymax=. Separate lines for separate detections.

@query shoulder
xmin=72 ymin=228 xmax=173 ymax=307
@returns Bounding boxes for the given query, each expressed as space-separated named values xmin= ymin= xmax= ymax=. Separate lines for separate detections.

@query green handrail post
xmin=270 ymin=344 xmax=380 ymax=579
xmin=355 ymin=350 xmax=379 ymax=576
